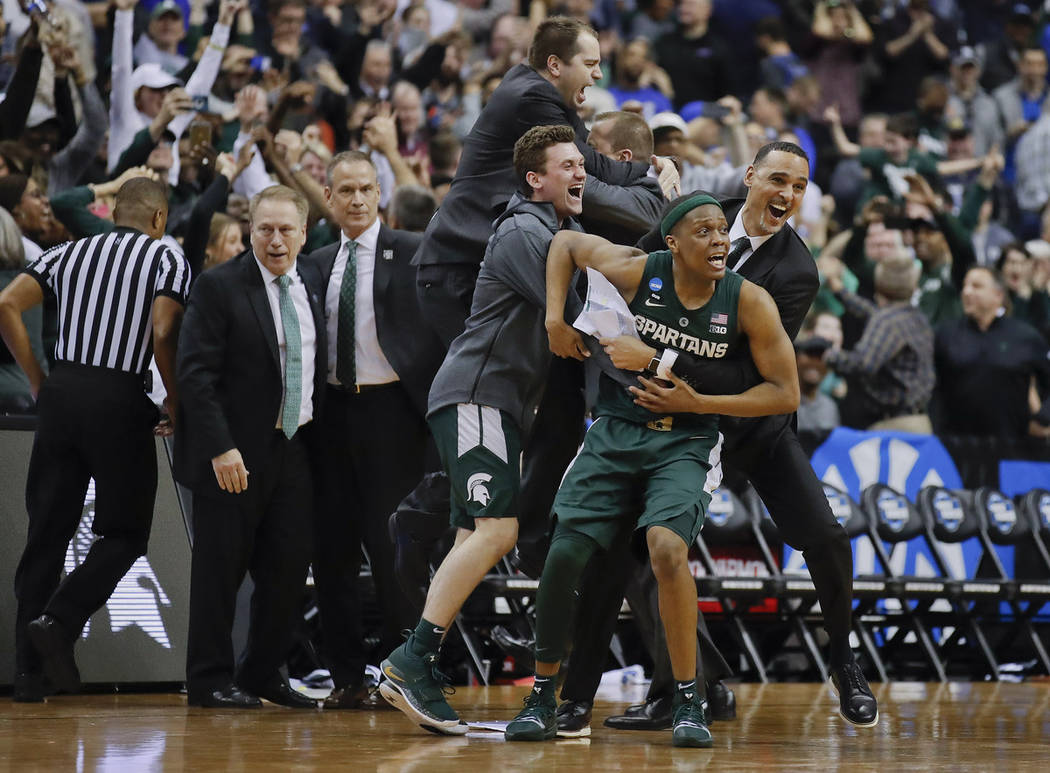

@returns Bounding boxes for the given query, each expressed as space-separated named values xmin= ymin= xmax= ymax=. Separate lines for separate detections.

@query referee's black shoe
xmin=830 ymin=661 xmax=879 ymax=727
xmin=555 ymin=700 xmax=592 ymax=737
xmin=27 ymin=615 xmax=80 ymax=694
xmin=12 ymin=672 xmax=54 ymax=703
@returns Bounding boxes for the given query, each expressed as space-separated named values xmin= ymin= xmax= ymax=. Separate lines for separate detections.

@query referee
xmin=0 ymin=178 xmax=189 ymax=703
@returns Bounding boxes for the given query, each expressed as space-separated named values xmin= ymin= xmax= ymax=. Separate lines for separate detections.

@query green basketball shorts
xmin=428 ymin=403 xmax=522 ymax=530
xmin=552 ymin=416 xmax=723 ymax=549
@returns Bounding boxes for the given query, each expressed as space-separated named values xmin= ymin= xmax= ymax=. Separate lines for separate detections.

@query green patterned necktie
xmin=336 ymin=239 xmax=357 ymax=387
xmin=276 ymin=274 xmax=302 ymax=439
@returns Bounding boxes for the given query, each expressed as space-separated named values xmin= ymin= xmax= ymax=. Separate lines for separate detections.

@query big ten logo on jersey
xmin=634 ymin=314 xmax=729 ymax=358
xmin=709 ymin=311 xmax=729 ymax=335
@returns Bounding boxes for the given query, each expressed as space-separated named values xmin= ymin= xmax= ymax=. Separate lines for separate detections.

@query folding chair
xmin=975 ymin=488 xmax=1050 ymax=674
xmin=1017 ymin=488 xmax=1050 ymax=576
xmin=913 ymin=486 xmax=1003 ymax=679
xmin=693 ymin=487 xmax=778 ymax=682
xmin=731 ymin=486 xmax=839 ymax=682
xmin=860 ymin=484 xmax=948 ymax=681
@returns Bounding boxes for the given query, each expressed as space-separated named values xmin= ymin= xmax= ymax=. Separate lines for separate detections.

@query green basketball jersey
xmin=595 ymin=250 xmax=745 ymax=431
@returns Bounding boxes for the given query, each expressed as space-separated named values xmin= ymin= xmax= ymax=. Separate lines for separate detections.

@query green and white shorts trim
xmin=553 ymin=416 xmax=723 ymax=549
xmin=428 ymin=403 xmax=522 ymax=529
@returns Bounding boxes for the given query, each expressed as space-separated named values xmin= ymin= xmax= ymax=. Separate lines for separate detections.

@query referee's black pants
xmin=14 ymin=364 xmax=158 ymax=675
xmin=311 ymin=383 xmax=425 ymax=689
xmin=185 ymin=429 xmax=312 ymax=698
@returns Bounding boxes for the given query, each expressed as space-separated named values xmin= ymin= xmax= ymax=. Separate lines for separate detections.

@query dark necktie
xmin=726 ymin=237 xmax=750 ymax=271
xmin=336 ymin=240 xmax=357 ymax=387
xmin=276 ymin=274 xmax=301 ymax=439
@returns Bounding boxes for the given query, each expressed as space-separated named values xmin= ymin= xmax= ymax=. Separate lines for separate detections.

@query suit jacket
xmin=580 ymin=173 xmax=664 ymax=246
xmin=300 ymin=224 xmax=444 ymax=417
xmin=414 ymin=63 xmax=650 ymax=269
xmin=638 ymin=196 xmax=819 ymax=456
xmin=173 ymin=251 xmax=328 ymax=495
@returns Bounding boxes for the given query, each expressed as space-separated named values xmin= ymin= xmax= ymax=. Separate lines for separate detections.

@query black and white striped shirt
xmin=25 ymin=228 xmax=191 ymax=375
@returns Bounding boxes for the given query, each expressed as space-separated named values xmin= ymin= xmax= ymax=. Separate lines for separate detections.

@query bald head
xmin=113 ymin=178 xmax=169 ymax=239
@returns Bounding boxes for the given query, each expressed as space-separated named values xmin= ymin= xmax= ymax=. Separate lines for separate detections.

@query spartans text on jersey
xmin=634 ymin=313 xmax=729 ymax=357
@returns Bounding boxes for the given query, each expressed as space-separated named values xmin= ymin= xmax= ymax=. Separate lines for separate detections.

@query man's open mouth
xmin=568 ymin=184 xmax=583 ymax=201
xmin=767 ymin=202 xmax=788 ymax=220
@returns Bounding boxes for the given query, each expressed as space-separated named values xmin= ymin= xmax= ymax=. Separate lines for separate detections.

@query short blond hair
xmin=249 ymin=185 xmax=308 ymax=225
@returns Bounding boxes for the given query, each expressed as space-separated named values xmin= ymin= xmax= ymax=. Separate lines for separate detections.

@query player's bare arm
xmin=631 ymin=280 xmax=799 ymax=417
xmin=545 ymin=230 xmax=646 ymax=359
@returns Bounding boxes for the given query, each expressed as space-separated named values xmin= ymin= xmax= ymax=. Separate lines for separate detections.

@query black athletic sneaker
xmin=555 ymin=700 xmax=592 ymax=737
xmin=505 ymin=692 xmax=558 ymax=741
xmin=671 ymin=690 xmax=713 ymax=748
xmin=830 ymin=661 xmax=879 ymax=728
xmin=379 ymin=642 xmax=468 ymax=735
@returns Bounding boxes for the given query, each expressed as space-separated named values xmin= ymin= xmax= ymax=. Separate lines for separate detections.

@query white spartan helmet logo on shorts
xmin=467 ymin=472 xmax=493 ymax=506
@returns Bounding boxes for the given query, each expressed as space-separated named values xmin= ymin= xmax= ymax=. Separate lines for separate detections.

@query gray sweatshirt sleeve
xmin=487 ymin=219 xmax=584 ymax=320
xmin=485 ymin=221 xmax=550 ymax=309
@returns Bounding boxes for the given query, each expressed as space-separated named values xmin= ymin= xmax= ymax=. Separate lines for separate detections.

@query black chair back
xmin=971 ymin=487 xmax=1030 ymax=546
xmin=862 ymin=483 xmax=923 ymax=543
xmin=702 ymin=487 xmax=754 ymax=545
xmin=821 ymin=483 xmax=867 ymax=538
xmin=917 ymin=486 xmax=978 ymax=544
xmin=1019 ymin=488 xmax=1050 ymax=539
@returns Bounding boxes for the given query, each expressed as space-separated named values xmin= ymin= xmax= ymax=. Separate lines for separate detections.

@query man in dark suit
xmin=299 ymin=151 xmax=444 ymax=710
xmin=414 ymin=15 xmax=676 ymax=348
xmin=175 ymin=185 xmax=326 ymax=709
xmin=585 ymin=142 xmax=878 ymax=729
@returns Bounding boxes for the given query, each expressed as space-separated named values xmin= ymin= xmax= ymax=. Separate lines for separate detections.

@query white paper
xmin=573 ymin=267 xmax=640 ymax=341
xmin=467 ymin=720 xmax=510 ymax=731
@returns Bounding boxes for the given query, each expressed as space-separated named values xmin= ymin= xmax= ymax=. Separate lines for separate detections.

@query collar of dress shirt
xmin=729 ymin=213 xmax=774 ymax=255
xmin=339 ymin=217 xmax=381 ymax=258
xmin=253 ymin=252 xmax=300 ymax=286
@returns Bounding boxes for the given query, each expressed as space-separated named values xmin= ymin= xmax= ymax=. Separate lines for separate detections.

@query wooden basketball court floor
xmin=1 ymin=681 xmax=1048 ymax=771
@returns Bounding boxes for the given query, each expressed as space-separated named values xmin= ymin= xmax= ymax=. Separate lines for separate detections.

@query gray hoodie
xmin=427 ymin=193 xmax=584 ymax=433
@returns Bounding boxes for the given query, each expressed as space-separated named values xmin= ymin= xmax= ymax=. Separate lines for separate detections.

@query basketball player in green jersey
xmin=505 ymin=194 xmax=800 ymax=747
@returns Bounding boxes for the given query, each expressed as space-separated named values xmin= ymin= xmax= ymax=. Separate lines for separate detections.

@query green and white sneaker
xmin=379 ymin=642 xmax=468 ymax=735
xmin=505 ymin=692 xmax=558 ymax=741
xmin=671 ymin=690 xmax=714 ymax=748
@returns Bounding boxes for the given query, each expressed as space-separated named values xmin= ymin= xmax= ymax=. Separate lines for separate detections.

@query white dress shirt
xmin=728 ymin=213 xmax=774 ymax=273
xmin=325 ymin=219 xmax=400 ymax=387
xmin=254 ymin=255 xmax=316 ymax=430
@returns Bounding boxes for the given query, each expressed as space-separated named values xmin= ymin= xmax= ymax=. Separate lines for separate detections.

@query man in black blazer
xmin=300 ymin=151 xmax=445 ymax=710
xmin=175 ymin=185 xmax=327 ymax=710
xmin=414 ymin=16 xmax=676 ymax=347
xmin=579 ymin=143 xmax=878 ymax=729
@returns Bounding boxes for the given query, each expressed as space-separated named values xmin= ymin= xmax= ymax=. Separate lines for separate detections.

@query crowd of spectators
xmin=2 ymin=0 xmax=1050 ymax=441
